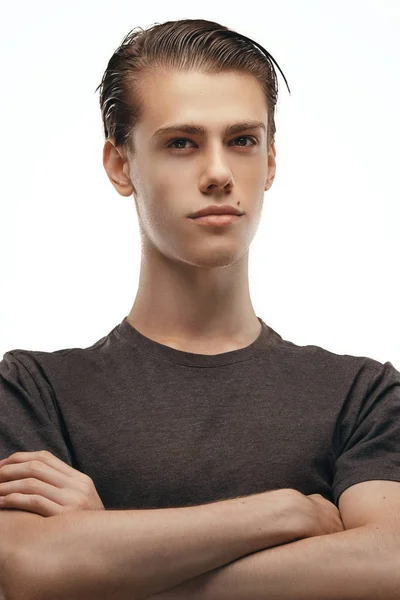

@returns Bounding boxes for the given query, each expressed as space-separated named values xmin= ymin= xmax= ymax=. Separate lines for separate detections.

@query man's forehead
xmin=136 ymin=70 xmax=268 ymax=141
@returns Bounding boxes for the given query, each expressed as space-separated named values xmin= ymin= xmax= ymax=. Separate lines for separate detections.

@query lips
xmin=189 ymin=204 xmax=244 ymax=218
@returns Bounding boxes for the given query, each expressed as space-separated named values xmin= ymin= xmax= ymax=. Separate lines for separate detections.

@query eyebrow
xmin=150 ymin=120 xmax=266 ymax=141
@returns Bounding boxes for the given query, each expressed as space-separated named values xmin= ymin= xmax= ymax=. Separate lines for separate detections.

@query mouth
xmin=188 ymin=205 xmax=244 ymax=219
xmin=190 ymin=214 xmax=242 ymax=227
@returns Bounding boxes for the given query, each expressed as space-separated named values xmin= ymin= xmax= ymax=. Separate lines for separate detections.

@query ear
xmin=265 ymin=141 xmax=276 ymax=191
xmin=103 ymin=139 xmax=135 ymax=197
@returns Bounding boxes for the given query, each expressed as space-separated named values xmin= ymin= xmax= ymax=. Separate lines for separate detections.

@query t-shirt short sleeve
xmin=332 ymin=360 xmax=400 ymax=507
xmin=0 ymin=350 xmax=73 ymax=464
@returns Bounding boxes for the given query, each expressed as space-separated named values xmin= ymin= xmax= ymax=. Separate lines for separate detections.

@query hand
xmin=295 ymin=491 xmax=345 ymax=538
xmin=0 ymin=450 xmax=105 ymax=517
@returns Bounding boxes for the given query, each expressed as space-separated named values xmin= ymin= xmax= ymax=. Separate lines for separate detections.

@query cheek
xmin=147 ymin=164 xmax=177 ymax=200
xmin=138 ymin=186 xmax=176 ymax=233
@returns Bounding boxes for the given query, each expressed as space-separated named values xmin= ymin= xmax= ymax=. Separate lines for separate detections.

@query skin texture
xmin=0 ymin=451 xmax=104 ymax=516
xmin=103 ymin=69 xmax=276 ymax=354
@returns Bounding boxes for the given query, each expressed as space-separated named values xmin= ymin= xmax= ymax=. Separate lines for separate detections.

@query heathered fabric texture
xmin=1 ymin=315 xmax=400 ymax=510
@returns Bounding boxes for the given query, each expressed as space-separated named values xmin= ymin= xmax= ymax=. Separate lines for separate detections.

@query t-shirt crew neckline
xmin=116 ymin=316 xmax=278 ymax=367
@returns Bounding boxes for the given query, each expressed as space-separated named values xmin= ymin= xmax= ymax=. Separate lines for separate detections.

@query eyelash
xmin=166 ymin=135 xmax=259 ymax=150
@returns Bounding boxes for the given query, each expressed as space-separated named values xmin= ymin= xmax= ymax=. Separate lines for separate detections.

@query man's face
xmin=111 ymin=69 xmax=276 ymax=268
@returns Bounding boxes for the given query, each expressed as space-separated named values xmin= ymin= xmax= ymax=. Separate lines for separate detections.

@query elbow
xmin=1 ymin=539 xmax=50 ymax=600
xmin=0 ymin=511 xmax=52 ymax=600
xmin=0 ymin=546 xmax=30 ymax=600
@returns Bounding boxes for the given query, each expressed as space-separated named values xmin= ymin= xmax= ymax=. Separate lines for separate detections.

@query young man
xmin=1 ymin=18 xmax=400 ymax=600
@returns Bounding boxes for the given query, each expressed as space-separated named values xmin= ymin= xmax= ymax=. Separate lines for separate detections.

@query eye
xmin=166 ymin=135 xmax=258 ymax=150
xmin=231 ymin=136 xmax=258 ymax=148
xmin=232 ymin=136 xmax=258 ymax=148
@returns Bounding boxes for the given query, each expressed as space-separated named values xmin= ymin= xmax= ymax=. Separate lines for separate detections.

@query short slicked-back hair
xmin=95 ymin=19 xmax=291 ymax=154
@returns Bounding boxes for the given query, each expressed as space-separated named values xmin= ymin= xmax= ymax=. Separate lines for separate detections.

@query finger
xmin=0 ymin=461 xmax=81 ymax=492
xmin=0 ymin=492 xmax=66 ymax=517
xmin=0 ymin=477 xmax=79 ymax=508
xmin=0 ymin=451 xmax=83 ymax=479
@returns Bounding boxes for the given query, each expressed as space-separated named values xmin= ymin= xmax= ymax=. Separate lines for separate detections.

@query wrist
xmin=243 ymin=488 xmax=307 ymax=550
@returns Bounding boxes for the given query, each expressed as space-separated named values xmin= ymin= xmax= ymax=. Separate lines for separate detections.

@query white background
xmin=1 ymin=0 xmax=399 ymax=369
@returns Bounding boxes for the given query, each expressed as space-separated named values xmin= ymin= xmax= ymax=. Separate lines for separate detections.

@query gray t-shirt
xmin=1 ymin=315 xmax=400 ymax=510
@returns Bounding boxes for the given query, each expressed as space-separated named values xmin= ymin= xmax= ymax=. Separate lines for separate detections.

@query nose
xmin=199 ymin=146 xmax=233 ymax=192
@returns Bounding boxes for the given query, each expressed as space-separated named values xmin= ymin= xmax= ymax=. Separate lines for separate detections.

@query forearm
xmin=13 ymin=489 xmax=301 ymax=600
xmin=149 ymin=522 xmax=400 ymax=600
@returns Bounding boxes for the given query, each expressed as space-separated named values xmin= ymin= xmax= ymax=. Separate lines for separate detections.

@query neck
xmin=127 ymin=245 xmax=262 ymax=353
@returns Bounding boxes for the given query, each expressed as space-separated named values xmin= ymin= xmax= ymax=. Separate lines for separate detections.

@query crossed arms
xmin=147 ymin=519 xmax=400 ymax=600
xmin=2 ymin=479 xmax=400 ymax=600
xmin=146 ymin=479 xmax=400 ymax=600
